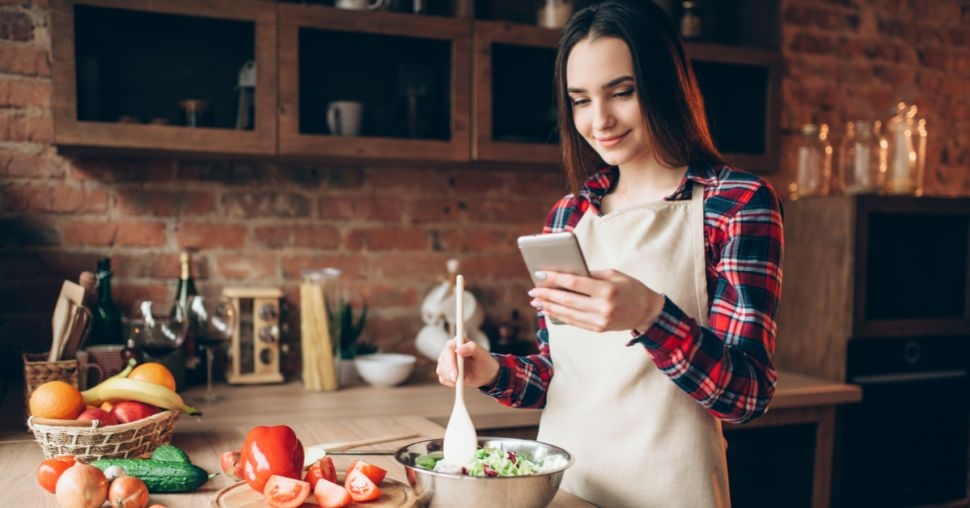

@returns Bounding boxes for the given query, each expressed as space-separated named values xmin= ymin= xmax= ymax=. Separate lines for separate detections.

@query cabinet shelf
xmin=51 ymin=0 xmax=277 ymax=155
xmin=277 ymin=4 xmax=471 ymax=161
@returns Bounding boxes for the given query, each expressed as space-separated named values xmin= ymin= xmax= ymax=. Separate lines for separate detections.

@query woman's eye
xmin=570 ymin=97 xmax=590 ymax=106
xmin=613 ymin=89 xmax=635 ymax=99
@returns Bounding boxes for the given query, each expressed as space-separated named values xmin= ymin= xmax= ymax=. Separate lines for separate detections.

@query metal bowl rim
xmin=393 ymin=436 xmax=574 ymax=479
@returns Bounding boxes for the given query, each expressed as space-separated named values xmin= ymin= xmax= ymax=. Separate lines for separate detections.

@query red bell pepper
xmin=239 ymin=425 xmax=305 ymax=493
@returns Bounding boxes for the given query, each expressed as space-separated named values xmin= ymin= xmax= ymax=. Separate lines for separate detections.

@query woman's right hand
xmin=435 ymin=338 xmax=500 ymax=389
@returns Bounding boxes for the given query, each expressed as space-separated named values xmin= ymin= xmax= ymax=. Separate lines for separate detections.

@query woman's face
xmin=566 ymin=36 xmax=652 ymax=168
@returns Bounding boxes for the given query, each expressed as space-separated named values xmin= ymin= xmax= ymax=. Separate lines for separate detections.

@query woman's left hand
xmin=529 ymin=269 xmax=665 ymax=333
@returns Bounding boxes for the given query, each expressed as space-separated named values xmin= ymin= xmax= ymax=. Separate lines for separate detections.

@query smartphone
xmin=517 ymin=231 xmax=591 ymax=286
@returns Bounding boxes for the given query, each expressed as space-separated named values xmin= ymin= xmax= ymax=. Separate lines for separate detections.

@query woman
xmin=436 ymin=1 xmax=783 ymax=506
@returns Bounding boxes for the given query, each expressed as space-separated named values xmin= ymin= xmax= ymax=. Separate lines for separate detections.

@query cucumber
xmin=151 ymin=444 xmax=191 ymax=463
xmin=91 ymin=457 xmax=209 ymax=493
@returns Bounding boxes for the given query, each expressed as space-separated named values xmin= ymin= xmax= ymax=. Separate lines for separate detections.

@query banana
xmin=82 ymin=377 xmax=201 ymax=415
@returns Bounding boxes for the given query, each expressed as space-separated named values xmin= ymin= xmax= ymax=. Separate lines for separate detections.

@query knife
xmin=303 ymin=432 xmax=420 ymax=467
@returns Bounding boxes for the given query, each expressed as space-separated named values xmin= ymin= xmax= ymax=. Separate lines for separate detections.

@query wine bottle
xmin=172 ymin=251 xmax=205 ymax=386
xmin=87 ymin=258 xmax=125 ymax=347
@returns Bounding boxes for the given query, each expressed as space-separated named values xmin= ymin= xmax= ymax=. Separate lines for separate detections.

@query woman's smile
xmin=596 ymin=131 xmax=629 ymax=148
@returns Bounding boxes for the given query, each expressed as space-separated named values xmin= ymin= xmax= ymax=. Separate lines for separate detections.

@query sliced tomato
xmin=263 ymin=474 xmax=310 ymax=508
xmin=346 ymin=459 xmax=386 ymax=485
xmin=219 ymin=451 xmax=244 ymax=481
xmin=344 ymin=468 xmax=381 ymax=502
xmin=307 ymin=456 xmax=338 ymax=490
xmin=36 ymin=456 xmax=76 ymax=493
xmin=313 ymin=478 xmax=352 ymax=508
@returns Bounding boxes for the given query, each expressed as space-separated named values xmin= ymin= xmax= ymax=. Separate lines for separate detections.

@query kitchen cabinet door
xmin=278 ymin=4 xmax=471 ymax=162
xmin=51 ymin=0 xmax=277 ymax=156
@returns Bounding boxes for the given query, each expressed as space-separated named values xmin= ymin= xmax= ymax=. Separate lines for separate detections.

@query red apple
xmin=110 ymin=401 xmax=160 ymax=423
xmin=76 ymin=406 xmax=118 ymax=426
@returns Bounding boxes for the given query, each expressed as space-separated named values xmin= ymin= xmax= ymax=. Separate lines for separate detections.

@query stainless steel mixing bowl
xmin=394 ymin=437 xmax=573 ymax=508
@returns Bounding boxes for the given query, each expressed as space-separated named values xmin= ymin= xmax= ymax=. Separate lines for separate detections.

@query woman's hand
xmin=435 ymin=338 xmax=500 ymax=388
xmin=529 ymin=269 xmax=665 ymax=333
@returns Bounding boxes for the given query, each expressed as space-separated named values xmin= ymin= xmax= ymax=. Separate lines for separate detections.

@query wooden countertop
xmin=0 ymin=369 xmax=858 ymax=507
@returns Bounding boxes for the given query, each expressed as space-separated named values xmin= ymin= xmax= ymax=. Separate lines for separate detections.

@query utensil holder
xmin=22 ymin=352 xmax=79 ymax=419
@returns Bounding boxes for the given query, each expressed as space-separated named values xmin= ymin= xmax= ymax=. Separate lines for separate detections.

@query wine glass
xmin=129 ymin=300 xmax=188 ymax=367
xmin=186 ymin=295 xmax=236 ymax=403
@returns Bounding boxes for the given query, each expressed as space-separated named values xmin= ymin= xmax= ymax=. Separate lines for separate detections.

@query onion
xmin=108 ymin=476 xmax=150 ymax=508
xmin=55 ymin=463 xmax=108 ymax=508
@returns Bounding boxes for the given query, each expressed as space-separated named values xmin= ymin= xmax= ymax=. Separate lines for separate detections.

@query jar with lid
xmin=883 ymin=101 xmax=927 ymax=195
xmin=839 ymin=120 xmax=886 ymax=194
xmin=792 ymin=123 xmax=832 ymax=199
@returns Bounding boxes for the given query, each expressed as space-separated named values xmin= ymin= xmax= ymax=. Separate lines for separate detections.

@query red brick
xmin=0 ymin=110 xmax=52 ymax=142
xmin=438 ymin=228 xmax=517 ymax=252
xmin=223 ymin=192 xmax=312 ymax=219
xmin=252 ymin=224 xmax=341 ymax=249
xmin=0 ymin=45 xmax=49 ymax=76
xmin=453 ymin=171 xmax=505 ymax=194
xmin=3 ymin=184 xmax=108 ymax=213
xmin=369 ymin=252 xmax=452 ymax=280
xmin=460 ymin=253 xmax=528 ymax=280
xmin=113 ymin=252 xmax=181 ymax=280
xmin=353 ymin=282 xmax=420 ymax=308
xmin=281 ymin=254 xmax=369 ymax=280
xmin=406 ymin=197 xmax=462 ymax=224
xmin=0 ymin=11 xmax=34 ymax=41
xmin=116 ymin=188 xmax=215 ymax=217
xmin=0 ymin=148 xmax=67 ymax=178
xmin=113 ymin=283 xmax=172 ymax=311
xmin=62 ymin=220 xmax=166 ymax=247
xmin=319 ymin=195 xmax=405 ymax=222
xmin=371 ymin=167 xmax=451 ymax=195
xmin=71 ymin=158 xmax=177 ymax=183
xmin=464 ymin=199 xmax=548 ymax=224
xmin=346 ymin=226 xmax=429 ymax=251
xmin=364 ymin=315 xmax=423 ymax=349
xmin=214 ymin=254 xmax=278 ymax=279
xmin=0 ymin=77 xmax=49 ymax=108
xmin=176 ymin=222 xmax=247 ymax=250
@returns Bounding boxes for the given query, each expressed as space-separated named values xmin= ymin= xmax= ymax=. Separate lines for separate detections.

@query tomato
xmin=239 ymin=425 xmax=304 ymax=493
xmin=344 ymin=468 xmax=381 ymax=502
xmin=263 ymin=475 xmax=310 ymax=508
xmin=305 ymin=457 xmax=336 ymax=490
xmin=36 ymin=455 xmax=76 ymax=493
xmin=346 ymin=459 xmax=386 ymax=485
xmin=313 ymin=478 xmax=351 ymax=508
xmin=219 ymin=451 xmax=244 ymax=481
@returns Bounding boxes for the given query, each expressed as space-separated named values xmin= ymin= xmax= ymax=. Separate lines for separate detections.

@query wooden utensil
xmin=49 ymin=280 xmax=87 ymax=361
xmin=442 ymin=274 xmax=478 ymax=466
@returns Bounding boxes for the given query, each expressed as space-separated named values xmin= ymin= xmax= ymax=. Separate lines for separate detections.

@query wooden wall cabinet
xmin=277 ymin=4 xmax=471 ymax=162
xmin=51 ymin=0 xmax=278 ymax=156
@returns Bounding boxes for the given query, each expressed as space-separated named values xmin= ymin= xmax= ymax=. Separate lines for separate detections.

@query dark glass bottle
xmin=172 ymin=252 xmax=204 ymax=386
xmin=87 ymin=258 xmax=125 ymax=347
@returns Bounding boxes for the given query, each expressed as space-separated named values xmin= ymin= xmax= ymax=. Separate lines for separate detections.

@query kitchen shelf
xmin=51 ymin=0 xmax=277 ymax=156
xmin=277 ymin=4 xmax=471 ymax=162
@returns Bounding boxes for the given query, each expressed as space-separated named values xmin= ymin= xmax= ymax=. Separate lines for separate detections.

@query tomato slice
xmin=36 ymin=456 xmax=76 ymax=493
xmin=220 ymin=451 xmax=244 ymax=481
xmin=263 ymin=474 xmax=310 ymax=508
xmin=344 ymin=468 xmax=381 ymax=502
xmin=318 ymin=456 xmax=337 ymax=484
xmin=313 ymin=478 xmax=352 ymax=508
xmin=346 ymin=459 xmax=386 ymax=485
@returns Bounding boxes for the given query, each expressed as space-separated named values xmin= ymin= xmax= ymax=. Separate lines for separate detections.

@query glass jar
xmin=883 ymin=102 xmax=927 ymax=196
xmin=839 ymin=120 xmax=886 ymax=194
xmin=537 ymin=0 xmax=574 ymax=29
xmin=792 ymin=123 xmax=832 ymax=199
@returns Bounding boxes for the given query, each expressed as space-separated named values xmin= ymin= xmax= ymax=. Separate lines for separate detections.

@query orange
xmin=128 ymin=362 xmax=176 ymax=391
xmin=29 ymin=381 xmax=84 ymax=420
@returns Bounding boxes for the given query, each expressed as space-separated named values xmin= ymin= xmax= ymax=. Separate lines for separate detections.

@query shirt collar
xmin=579 ymin=164 xmax=720 ymax=205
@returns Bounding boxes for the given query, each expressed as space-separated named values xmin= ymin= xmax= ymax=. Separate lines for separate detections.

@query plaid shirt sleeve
xmin=633 ymin=177 xmax=783 ymax=423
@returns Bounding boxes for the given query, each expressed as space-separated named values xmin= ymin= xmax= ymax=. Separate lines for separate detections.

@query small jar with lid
xmin=839 ymin=120 xmax=886 ymax=194
xmin=792 ymin=123 xmax=833 ymax=199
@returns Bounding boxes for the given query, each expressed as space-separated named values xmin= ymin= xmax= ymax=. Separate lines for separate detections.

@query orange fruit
xmin=128 ymin=362 xmax=176 ymax=391
xmin=29 ymin=381 xmax=84 ymax=420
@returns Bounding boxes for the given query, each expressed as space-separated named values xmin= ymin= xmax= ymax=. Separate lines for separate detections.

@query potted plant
xmin=327 ymin=299 xmax=375 ymax=386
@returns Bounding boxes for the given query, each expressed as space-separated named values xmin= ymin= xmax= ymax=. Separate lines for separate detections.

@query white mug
xmin=335 ymin=0 xmax=388 ymax=10
xmin=327 ymin=101 xmax=363 ymax=136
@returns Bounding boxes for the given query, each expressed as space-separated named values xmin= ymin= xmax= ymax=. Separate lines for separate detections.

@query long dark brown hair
xmin=555 ymin=0 xmax=725 ymax=194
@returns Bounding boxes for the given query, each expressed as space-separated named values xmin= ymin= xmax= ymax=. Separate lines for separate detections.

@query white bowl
xmin=354 ymin=353 xmax=416 ymax=388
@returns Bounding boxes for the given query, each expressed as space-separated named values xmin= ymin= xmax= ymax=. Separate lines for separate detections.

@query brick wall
xmin=1 ymin=1 xmax=969 ymax=387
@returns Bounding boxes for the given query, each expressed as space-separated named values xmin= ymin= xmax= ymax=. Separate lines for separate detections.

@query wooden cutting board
xmin=210 ymin=477 xmax=416 ymax=508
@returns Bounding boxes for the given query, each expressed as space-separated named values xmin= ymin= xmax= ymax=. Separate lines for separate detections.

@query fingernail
xmin=534 ymin=271 xmax=547 ymax=281
xmin=530 ymin=300 xmax=542 ymax=310
xmin=527 ymin=289 xmax=537 ymax=297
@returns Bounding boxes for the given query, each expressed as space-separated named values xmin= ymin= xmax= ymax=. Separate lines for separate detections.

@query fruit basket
xmin=27 ymin=410 xmax=180 ymax=463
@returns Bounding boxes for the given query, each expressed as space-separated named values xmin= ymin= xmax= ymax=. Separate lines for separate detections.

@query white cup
xmin=335 ymin=0 xmax=387 ymax=10
xmin=327 ymin=100 xmax=363 ymax=136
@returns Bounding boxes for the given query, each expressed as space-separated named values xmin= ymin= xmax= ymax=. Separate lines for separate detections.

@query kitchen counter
xmin=0 ymin=369 xmax=859 ymax=507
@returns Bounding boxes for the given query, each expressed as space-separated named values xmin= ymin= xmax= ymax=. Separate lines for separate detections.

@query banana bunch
xmin=82 ymin=362 xmax=201 ymax=415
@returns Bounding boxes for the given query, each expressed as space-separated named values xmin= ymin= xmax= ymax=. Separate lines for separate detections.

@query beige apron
xmin=537 ymin=182 xmax=730 ymax=508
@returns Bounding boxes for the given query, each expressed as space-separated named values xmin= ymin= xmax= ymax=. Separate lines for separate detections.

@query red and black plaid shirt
xmin=482 ymin=164 xmax=783 ymax=423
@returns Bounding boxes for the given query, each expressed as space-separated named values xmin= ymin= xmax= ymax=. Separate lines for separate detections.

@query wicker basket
xmin=27 ymin=410 xmax=180 ymax=463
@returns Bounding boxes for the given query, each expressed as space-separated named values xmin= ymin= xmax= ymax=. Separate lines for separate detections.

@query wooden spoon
xmin=442 ymin=274 xmax=478 ymax=466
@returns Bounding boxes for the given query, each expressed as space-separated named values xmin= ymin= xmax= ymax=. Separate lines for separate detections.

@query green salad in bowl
xmin=415 ymin=446 xmax=568 ymax=477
